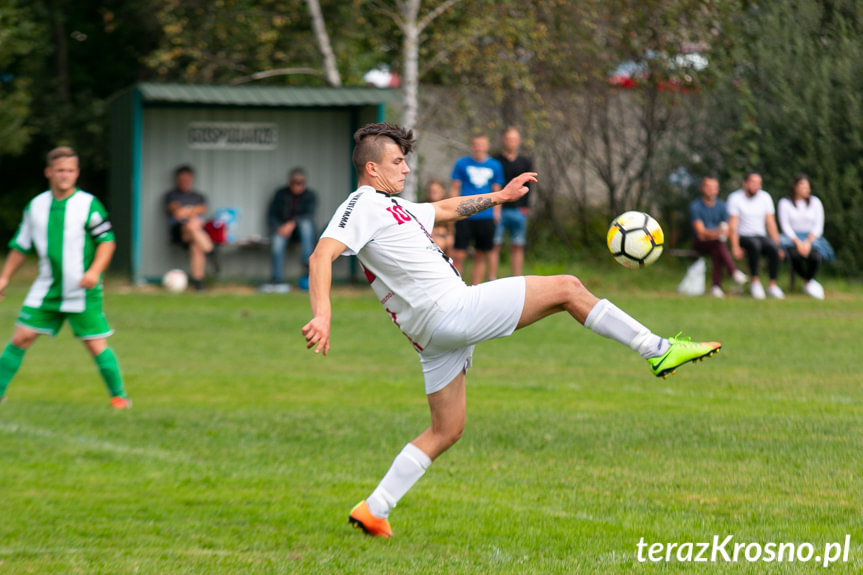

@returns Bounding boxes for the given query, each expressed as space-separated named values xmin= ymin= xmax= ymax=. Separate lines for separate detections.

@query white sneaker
xmin=804 ymin=279 xmax=825 ymax=300
xmin=710 ymin=285 xmax=725 ymax=298
xmin=767 ymin=284 xmax=785 ymax=299
xmin=732 ymin=270 xmax=748 ymax=285
xmin=259 ymin=283 xmax=291 ymax=294
xmin=750 ymin=281 xmax=766 ymax=300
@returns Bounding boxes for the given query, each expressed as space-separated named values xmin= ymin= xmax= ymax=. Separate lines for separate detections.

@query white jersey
xmin=321 ymin=186 xmax=467 ymax=350
xmin=727 ymin=189 xmax=775 ymax=237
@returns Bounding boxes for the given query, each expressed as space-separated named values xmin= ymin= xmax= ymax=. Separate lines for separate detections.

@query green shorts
xmin=17 ymin=306 xmax=114 ymax=340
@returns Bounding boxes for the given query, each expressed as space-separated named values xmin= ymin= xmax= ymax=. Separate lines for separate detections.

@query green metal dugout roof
xmin=137 ymin=82 xmax=401 ymax=108
xmin=109 ymin=82 xmax=395 ymax=283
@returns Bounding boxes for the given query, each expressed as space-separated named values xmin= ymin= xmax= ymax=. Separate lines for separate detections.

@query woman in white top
xmin=777 ymin=174 xmax=834 ymax=299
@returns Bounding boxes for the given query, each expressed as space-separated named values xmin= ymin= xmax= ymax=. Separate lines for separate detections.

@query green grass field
xmin=0 ymin=260 xmax=861 ymax=574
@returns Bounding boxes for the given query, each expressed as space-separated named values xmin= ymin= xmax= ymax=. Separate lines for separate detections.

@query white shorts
xmin=419 ymin=276 xmax=526 ymax=394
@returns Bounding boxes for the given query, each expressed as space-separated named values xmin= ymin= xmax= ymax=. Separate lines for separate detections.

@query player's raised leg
xmin=350 ymin=372 xmax=465 ymax=537
xmin=517 ymin=275 xmax=720 ymax=378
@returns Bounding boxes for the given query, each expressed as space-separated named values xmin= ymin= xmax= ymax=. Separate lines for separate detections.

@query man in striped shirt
xmin=0 ymin=147 xmax=130 ymax=408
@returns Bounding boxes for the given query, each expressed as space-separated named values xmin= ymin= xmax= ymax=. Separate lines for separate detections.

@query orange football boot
xmin=348 ymin=500 xmax=392 ymax=538
xmin=110 ymin=396 xmax=132 ymax=409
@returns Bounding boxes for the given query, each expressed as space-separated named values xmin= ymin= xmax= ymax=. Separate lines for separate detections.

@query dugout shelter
xmin=108 ymin=82 xmax=397 ymax=284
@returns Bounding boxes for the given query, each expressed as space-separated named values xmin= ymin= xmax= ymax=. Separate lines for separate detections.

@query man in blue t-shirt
xmin=449 ymin=134 xmax=505 ymax=285
xmin=690 ymin=176 xmax=747 ymax=297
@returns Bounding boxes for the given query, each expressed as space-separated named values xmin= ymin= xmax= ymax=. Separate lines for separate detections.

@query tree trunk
xmin=306 ymin=0 xmax=341 ymax=87
xmin=401 ymin=0 xmax=420 ymax=132
xmin=399 ymin=0 xmax=421 ymax=199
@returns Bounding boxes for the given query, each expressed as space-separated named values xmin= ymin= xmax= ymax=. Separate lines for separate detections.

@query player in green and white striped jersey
xmin=0 ymin=147 xmax=130 ymax=408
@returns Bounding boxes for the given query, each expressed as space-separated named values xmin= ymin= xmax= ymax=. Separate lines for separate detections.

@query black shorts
xmin=454 ymin=219 xmax=496 ymax=252
xmin=170 ymin=222 xmax=185 ymax=244
xmin=170 ymin=220 xmax=193 ymax=246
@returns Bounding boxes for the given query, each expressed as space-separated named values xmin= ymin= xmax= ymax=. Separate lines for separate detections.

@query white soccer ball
xmin=162 ymin=269 xmax=189 ymax=293
xmin=606 ymin=211 xmax=665 ymax=268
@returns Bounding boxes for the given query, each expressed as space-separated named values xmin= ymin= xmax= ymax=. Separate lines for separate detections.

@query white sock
xmin=584 ymin=299 xmax=668 ymax=359
xmin=366 ymin=443 xmax=432 ymax=519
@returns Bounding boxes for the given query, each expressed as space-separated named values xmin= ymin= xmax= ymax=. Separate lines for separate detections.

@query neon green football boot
xmin=648 ymin=334 xmax=721 ymax=379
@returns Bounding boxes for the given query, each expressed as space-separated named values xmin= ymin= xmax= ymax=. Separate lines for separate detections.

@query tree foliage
xmin=0 ymin=0 xmax=161 ymax=243
xmin=144 ymin=0 xmax=314 ymax=84
xmin=449 ymin=0 xmax=727 ymax=248
xmin=1 ymin=0 xmax=861 ymax=274
xmin=143 ymin=0 xmax=387 ymax=86
xmin=0 ymin=1 xmax=47 ymax=156
xmin=682 ymin=0 xmax=863 ymax=274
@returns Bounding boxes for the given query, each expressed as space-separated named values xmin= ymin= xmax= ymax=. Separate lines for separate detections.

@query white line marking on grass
xmin=0 ymin=421 xmax=198 ymax=465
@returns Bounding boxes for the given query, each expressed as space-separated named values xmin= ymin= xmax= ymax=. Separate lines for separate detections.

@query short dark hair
xmin=744 ymin=170 xmax=761 ymax=182
xmin=352 ymin=123 xmax=415 ymax=174
xmin=175 ymin=164 xmax=195 ymax=178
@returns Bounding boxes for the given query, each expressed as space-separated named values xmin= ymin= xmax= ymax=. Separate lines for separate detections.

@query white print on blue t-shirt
xmin=466 ymin=165 xmax=495 ymax=189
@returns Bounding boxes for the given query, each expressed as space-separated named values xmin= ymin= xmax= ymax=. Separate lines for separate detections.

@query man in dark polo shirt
xmin=491 ymin=127 xmax=533 ymax=278
xmin=164 ymin=164 xmax=212 ymax=291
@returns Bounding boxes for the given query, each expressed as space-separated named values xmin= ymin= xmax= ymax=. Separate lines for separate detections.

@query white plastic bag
xmin=677 ymin=257 xmax=706 ymax=296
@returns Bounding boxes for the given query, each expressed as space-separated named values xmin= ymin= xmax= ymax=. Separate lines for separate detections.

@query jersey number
xmin=386 ymin=205 xmax=412 ymax=225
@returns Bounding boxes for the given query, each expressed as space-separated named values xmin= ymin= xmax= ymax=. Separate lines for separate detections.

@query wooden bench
xmin=672 ymin=247 xmax=800 ymax=292
xmin=668 ymin=248 xmax=699 ymax=260
xmin=209 ymin=236 xmax=271 ymax=277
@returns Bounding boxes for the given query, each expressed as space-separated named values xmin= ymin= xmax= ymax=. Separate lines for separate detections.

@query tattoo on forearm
xmin=456 ymin=197 xmax=495 ymax=217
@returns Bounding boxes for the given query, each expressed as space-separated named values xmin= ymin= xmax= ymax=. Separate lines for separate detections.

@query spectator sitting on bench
xmin=777 ymin=173 xmax=834 ymax=300
xmin=164 ymin=164 xmax=212 ymax=292
xmin=689 ymin=175 xmax=748 ymax=298
xmin=728 ymin=171 xmax=785 ymax=300
xmin=260 ymin=167 xmax=317 ymax=293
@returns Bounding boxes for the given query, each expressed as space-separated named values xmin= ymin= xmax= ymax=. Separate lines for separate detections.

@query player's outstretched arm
xmin=0 ymin=249 xmax=28 ymax=302
xmin=302 ymin=237 xmax=346 ymax=356
xmin=433 ymin=172 xmax=537 ymax=224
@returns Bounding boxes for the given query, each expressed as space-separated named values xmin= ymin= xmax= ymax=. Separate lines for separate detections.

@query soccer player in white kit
xmin=302 ymin=123 xmax=721 ymax=538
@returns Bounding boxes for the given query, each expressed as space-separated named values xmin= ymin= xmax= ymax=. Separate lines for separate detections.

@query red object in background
xmin=205 ymin=219 xmax=227 ymax=244
xmin=608 ymin=52 xmax=707 ymax=94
